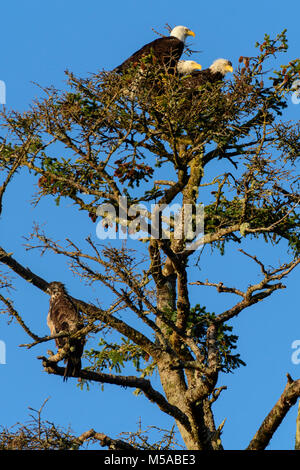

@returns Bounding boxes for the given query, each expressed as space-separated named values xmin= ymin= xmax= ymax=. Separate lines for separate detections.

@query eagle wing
xmin=182 ymin=69 xmax=224 ymax=88
xmin=47 ymin=294 xmax=80 ymax=349
xmin=115 ymin=36 xmax=184 ymax=74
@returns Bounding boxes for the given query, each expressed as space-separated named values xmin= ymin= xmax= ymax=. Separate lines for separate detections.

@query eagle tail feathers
xmin=63 ymin=356 xmax=82 ymax=382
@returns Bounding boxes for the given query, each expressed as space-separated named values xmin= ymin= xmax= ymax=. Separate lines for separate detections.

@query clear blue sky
xmin=0 ymin=0 xmax=299 ymax=450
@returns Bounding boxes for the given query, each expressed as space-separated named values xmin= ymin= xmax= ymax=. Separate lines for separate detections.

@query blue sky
xmin=0 ymin=0 xmax=299 ymax=450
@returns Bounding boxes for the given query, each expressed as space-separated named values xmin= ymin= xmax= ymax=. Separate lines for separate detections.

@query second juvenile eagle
xmin=114 ymin=25 xmax=196 ymax=75
xmin=177 ymin=58 xmax=233 ymax=87
xmin=46 ymin=281 xmax=85 ymax=381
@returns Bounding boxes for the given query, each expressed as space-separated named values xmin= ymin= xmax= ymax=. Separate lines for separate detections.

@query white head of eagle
xmin=209 ymin=59 xmax=233 ymax=76
xmin=170 ymin=25 xmax=196 ymax=43
xmin=177 ymin=60 xmax=202 ymax=75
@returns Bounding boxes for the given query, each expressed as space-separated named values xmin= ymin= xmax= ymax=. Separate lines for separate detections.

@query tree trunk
xmin=295 ymin=400 xmax=300 ymax=450
xmin=155 ymin=261 xmax=213 ymax=450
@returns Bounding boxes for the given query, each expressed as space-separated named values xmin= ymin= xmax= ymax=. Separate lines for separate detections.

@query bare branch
xmin=39 ymin=359 xmax=191 ymax=432
xmin=190 ymin=280 xmax=245 ymax=297
xmin=0 ymin=245 xmax=159 ymax=357
xmin=247 ymin=375 xmax=300 ymax=450
xmin=75 ymin=429 xmax=135 ymax=450
xmin=191 ymin=254 xmax=300 ymax=325
xmin=0 ymin=293 xmax=40 ymax=342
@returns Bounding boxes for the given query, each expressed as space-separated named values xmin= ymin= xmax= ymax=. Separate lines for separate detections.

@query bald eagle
xmin=178 ymin=58 xmax=233 ymax=87
xmin=114 ymin=25 xmax=195 ymax=75
xmin=46 ymin=282 xmax=85 ymax=381
xmin=176 ymin=59 xmax=202 ymax=75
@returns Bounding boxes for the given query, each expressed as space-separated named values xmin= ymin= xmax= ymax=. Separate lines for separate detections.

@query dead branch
xmin=75 ymin=428 xmax=135 ymax=450
xmin=39 ymin=359 xmax=191 ymax=432
xmin=191 ymin=253 xmax=299 ymax=325
xmin=247 ymin=374 xmax=300 ymax=450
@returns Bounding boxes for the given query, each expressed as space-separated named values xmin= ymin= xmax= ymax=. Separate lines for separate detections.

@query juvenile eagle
xmin=178 ymin=58 xmax=233 ymax=87
xmin=46 ymin=281 xmax=85 ymax=381
xmin=114 ymin=25 xmax=195 ymax=75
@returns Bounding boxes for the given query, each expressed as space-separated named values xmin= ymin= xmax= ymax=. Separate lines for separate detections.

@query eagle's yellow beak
xmin=192 ymin=62 xmax=202 ymax=70
xmin=226 ymin=64 xmax=233 ymax=73
xmin=187 ymin=30 xmax=196 ymax=38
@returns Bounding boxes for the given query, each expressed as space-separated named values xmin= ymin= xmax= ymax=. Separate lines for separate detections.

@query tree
xmin=0 ymin=30 xmax=299 ymax=450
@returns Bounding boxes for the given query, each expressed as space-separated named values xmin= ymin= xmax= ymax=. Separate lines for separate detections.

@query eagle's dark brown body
xmin=182 ymin=69 xmax=225 ymax=88
xmin=180 ymin=59 xmax=233 ymax=88
xmin=47 ymin=282 xmax=84 ymax=381
xmin=114 ymin=36 xmax=184 ymax=75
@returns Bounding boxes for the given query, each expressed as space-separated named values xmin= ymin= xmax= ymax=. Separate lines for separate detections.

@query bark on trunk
xmin=155 ymin=262 xmax=211 ymax=450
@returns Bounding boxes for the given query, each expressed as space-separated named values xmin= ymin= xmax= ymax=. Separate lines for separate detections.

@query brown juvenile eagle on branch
xmin=46 ymin=281 xmax=85 ymax=381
